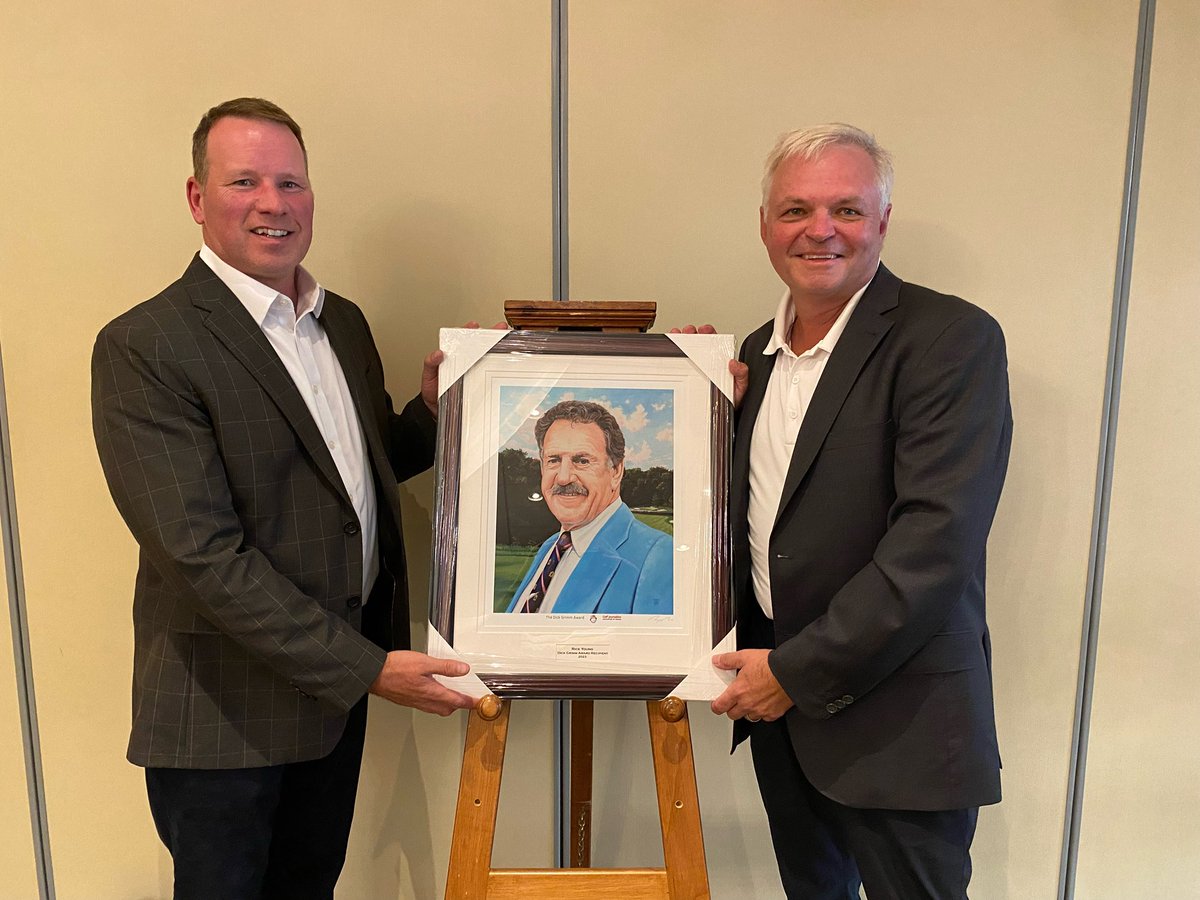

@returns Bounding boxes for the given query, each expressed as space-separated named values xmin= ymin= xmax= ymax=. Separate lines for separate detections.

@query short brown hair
xmin=534 ymin=401 xmax=626 ymax=467
xmin=191 ymin=98 xmax=306 ymax=184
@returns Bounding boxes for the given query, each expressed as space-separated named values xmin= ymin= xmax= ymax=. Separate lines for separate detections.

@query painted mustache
xmin=551 ymin=484 xmax=588 ymax=497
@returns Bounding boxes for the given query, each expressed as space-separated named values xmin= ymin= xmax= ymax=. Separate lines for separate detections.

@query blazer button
xmin=825 ymin=702 xmax=839 ymax=715
xmin=347 ymin=596 xmax=361 ymax=609
xmin=344 ymin=522 xmax=360 ymax=536
xmin=842 ymin=695 xmax=854 ymax=704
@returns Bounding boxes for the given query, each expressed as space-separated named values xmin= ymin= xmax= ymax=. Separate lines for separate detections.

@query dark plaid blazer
xmin=92 ymin=255 xmax=436 ymax=768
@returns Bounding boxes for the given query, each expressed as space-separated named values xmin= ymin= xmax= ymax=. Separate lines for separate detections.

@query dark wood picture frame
xmin=429 ymin=331 xmax=733 ymax=699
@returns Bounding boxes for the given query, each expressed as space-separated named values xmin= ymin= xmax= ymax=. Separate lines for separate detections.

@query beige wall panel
xmin=569 ymin=3 xmax=1138 ymax=896
xmin=590 ymin=701 xmax=781 ymax=896
xmin=0 ymin=3 xmax=550 ymax=897
xmin=1 ymin=545 xmax=40 ymax=899
xmin=1074 ymin=1 xmax=1200 ymax=895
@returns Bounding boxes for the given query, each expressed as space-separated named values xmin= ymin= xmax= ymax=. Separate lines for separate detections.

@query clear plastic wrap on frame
xmin=428 ymin=329 xmax=735 ymax=700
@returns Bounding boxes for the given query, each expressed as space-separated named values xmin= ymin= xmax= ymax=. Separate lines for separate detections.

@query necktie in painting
xmin=524 ymin=531 xmax=573 ymax=613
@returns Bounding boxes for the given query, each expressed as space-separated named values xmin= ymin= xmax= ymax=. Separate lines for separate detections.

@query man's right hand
xmin=368 ymin=650 xmax=476 ymax=716
xmin=669 ymin=324 xmax=749 ymax=407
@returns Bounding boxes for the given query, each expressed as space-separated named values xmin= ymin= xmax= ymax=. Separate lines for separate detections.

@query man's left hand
xmin=669 ymin=325 xmax=748 ymax=408
xmin=711 ymin=649 xmax=794 ymax=722
xmin=421 ymin=320 xmax=509 ymax=417
xmin=420 ymin=348 xmax=449 ymax=417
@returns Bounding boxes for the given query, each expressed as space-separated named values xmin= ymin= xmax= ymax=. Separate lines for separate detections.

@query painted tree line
xmin=495 ymin=448 xmax=674 ymax=547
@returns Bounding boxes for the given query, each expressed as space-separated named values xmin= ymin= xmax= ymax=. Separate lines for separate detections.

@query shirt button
xmin=789 ymin=409 xmax=798 ymax=419
xmin=328 ymin=440 xmax=337 ymax=449
xmin=792 ymin=375 xmax=800 ymax=384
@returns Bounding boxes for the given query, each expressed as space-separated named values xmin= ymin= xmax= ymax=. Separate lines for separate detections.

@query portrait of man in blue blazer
xmin=505 ymin=400 xmax=673 ymax=615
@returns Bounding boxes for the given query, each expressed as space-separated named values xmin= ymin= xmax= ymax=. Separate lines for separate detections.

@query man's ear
xmin=186 ymin=176 xmax=205 ymax=225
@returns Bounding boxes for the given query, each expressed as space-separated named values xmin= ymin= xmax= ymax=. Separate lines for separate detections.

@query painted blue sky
xmin=497 ymin=384 xmax=675 ymax=470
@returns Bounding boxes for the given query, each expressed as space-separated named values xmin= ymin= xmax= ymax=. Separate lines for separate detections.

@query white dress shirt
xmin=516 ymin=496 xmax=624 ymax=613
xmin=747 ymin=275 xmax=873 ymax=619
xmin=199 ymin=245 xmax=379 ymax=601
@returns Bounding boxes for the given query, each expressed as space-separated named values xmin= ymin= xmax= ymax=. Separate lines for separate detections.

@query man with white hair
xmin=711 ymin=124 xmax=1012 ymax=898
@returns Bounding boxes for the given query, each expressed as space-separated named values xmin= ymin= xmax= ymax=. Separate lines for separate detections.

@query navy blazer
xmin=732 ymin=264 xmax=1012 ymax=811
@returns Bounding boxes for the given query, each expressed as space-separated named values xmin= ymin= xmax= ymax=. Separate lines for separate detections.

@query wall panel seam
xmin=0 ymin=342 xmax=55 ymax=900
xmin=1057 ymin=1 xmax=1157 ymax=897
xmin=551 ymin=0 xmax=571 ymax=870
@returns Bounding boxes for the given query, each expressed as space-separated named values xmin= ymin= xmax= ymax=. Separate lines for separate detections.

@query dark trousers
xmin=750 ymin=717 xmax=978 ymax=900
xmin=145 ymin=697 xmax=369 ymax=900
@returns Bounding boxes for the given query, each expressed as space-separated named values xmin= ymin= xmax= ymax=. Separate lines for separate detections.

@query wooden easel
xmin=442 ymin=300 xmax=710 ymax=898
xmin=444 ymin=695 xmax=709 ymax=898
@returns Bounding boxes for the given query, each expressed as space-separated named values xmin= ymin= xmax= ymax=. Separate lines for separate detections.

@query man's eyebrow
xmin=223 ymin=168 xmax=307 ymax=181
xmin=777 ymin=194 xmax=870 ymax=207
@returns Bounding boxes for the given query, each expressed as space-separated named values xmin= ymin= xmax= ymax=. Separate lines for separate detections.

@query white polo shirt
xmin=747 ymin=276 xmax=872 ymax=619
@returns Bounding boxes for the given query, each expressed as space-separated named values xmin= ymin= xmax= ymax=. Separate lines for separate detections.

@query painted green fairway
xmin=493 ymin=545 xmax=536 ymax=612
xmin=636 ymin=512 xmax=673 ymax=535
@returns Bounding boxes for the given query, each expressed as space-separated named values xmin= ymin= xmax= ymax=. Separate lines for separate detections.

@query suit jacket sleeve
xmin=92 ymin=317 xmax=387 ymax=713
xmin=767 ymin=308 xmax=1012 ymax=718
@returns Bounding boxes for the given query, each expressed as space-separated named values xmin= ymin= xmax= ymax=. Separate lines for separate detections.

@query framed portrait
xmin=427 ymin=329 xmax=735 ymax=700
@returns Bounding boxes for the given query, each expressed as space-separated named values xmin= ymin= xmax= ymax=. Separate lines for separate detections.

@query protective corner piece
xmin=665 ymin=332 xmax=737 ymax=402
xmin=437 ymin=328 xmax=509 ymax=399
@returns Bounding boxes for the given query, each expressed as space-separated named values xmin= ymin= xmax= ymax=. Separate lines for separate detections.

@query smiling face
xmin=539 ymin=420 xmax=624 ymax=530
xmin=186 ymin=116 xmax=313 ymax=301
xmin=760 ymin=144 xmax=890 ymax=311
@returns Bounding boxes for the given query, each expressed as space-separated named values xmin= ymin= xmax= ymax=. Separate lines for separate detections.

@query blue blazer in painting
xmin=505 ymin=502 xmax=673 ymax=615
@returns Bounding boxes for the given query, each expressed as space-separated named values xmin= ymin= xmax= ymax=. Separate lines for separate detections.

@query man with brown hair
xmin=92 ymin=97 xmax=474 ymax=898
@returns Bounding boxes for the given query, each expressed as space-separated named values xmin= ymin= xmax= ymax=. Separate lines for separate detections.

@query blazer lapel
xmin=773 ymin=265 xmax=900 ymax=529
xmin=182 ymin=256 xmax=351 ymax=506
xmin=554 ymin=508 xmax=630 ymax=614
xmin=556 ymin=551 xmax=619 ymax=614
xmin=731 ymin=326 xmax=775 ymax=497
xmin=319 ymin=297 xmax=398 ymax=506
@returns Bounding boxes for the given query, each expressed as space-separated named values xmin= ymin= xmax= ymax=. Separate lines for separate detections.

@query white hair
xmin=760 ymin=123 xmax=894 ymax=210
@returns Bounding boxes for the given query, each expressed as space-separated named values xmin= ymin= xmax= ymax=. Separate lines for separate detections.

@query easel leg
xmin=569 ymin=699 xmax=594 ymax=867
xmin=445 ymin=697 xmax=509 ymax=899
xmin=647 ymin=698 xmax=710 ymax=899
